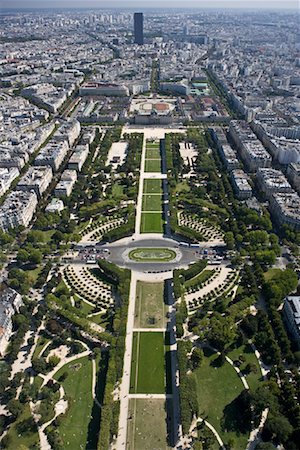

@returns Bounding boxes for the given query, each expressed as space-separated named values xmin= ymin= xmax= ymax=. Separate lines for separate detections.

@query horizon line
xmin=1 ymin=6 xmax=299 ymax=12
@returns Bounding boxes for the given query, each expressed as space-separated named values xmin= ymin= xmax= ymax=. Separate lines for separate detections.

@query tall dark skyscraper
xmin=134 ymin=12 xmax=144 ymax=45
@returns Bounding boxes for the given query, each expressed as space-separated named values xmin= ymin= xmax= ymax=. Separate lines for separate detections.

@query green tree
xmin=264 ymin=413 xmax=293 ymax=443
xmin=17 ymin=249 xmax=29 ymax=264
xmin=7 ymin=399 xmax=23 ymax=418
xmin=191 ymin=347 xmax=204 ymax=369
xmin=224 ymin=232 xmax=235 ymax=250
xmin=207 ymin=314 xmax=237 ymax=350
xmin=28 ymin=249 xmax=42 ymax=265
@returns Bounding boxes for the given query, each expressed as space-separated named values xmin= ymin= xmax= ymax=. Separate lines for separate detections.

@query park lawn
xmin=185 ymin=269 xmax=215 ymax=289
xmin=144 ymin=159 xmax=162 ymax=172
xmin=112 ymin=183 xmax=124 ymax=198
xmin=194 ymin=348 xmax=248 ymax=450
xmin=89 ymin=312 xmax=110 ymax=328
xmin=40 ymin=229 xmax=55 ymax=243
xmin=74 ymin=297 xmax=95 ymax=316
xmin=175 ymin=181 xmax=190 ymax=194
xmin=33 ymin=374 xmax=44 ymax=391
xmin=146 ymin=148 xmax=161 ymax=158
xmin=53 ymin=356 xmax=94 ymax=450
xmin=134 ymin=281 xmax=166 ymax=328
xmin=32 ymin=335 xmax=51 ymax=359
xmin=140 ymin=212 xmax=164 ymax=233
xmin=130 ymin=332 xmax=165 ymax=394
xmin=143 ymin=178 xmax=162 ymax=194
xmin=263 ymin=268 xmax=283 ymax=281
xmin=76 ymin=219 xmax=92 ymax=233
xmin=5 ymin=403 xmax=39 ymax=450
xmin=27 ymin=266 xmax=43 ymax=285
xmin=127 ymin=398 xmax=171 ymax=450
xmin=227 ymin=343 xmax=262 ymax=392
xmin=142 ymin=194 xmax=162 ymax=211
xmin=146 ymin=142 xmax=160 ymax=148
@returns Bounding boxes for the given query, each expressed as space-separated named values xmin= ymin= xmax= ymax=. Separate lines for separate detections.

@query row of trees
xmin=97 ymin=260 xmax=130 ymax=449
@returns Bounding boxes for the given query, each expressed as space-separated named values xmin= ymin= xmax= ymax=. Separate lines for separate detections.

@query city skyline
xmin=1 ymin=0 xmax=299 ymax=10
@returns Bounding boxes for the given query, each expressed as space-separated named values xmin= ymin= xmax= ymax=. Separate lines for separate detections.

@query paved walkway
xmin=134 ymin=134 xmax=146 ymax=236
xmin=10 ymin=318 xmax=45 ymax=380
xmin=115 ymin=271 xmax=138 ymax=449
xmin=132 ymin=327 xmax=166 ymax=332
xmin=128 ymin=393 xmax=173 ymax=399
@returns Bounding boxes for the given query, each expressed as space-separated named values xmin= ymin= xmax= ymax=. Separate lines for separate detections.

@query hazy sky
xmin=1 ymin=0 xmax=299 ymax=11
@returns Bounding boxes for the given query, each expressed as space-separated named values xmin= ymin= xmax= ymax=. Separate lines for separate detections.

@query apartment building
xmin=17 ymin=166 xmax=53 ymax=198
xmin=256 ymin=168 xmax=293 ymax=200
xmin=269 ymin=192 xmax=300 ymax=230
xmin=0 ymin=190 xmax=38 ymax=231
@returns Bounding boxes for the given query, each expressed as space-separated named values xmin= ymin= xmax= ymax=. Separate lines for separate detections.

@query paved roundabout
xmin=128 ymin=247 xmax=177 ymax=262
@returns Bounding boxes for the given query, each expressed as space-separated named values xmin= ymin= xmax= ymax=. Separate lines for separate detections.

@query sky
xmin=1 ymin=0 xmax=299 ymax=11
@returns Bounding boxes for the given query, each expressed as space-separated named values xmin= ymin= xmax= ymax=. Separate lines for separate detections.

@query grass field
xmin=140 ymin=212 xmax=164 ymax=233
xmin=144 ymin=159 xmax=162 ymax=172
xmin=112 ymin=183 xmax=124 ymax=198
xmin=126 ymin=398 xmax=170 ymax=450
xmin=146 ymin=148 xmax=161 ymax=158
xmin=5 ymin=403 xmax=39 ymax=449
xmin=134 ymin=281 xmax=165 ymax=328
xmin=146 ymin=142 xmax=160 ymax=148
xmin=53 ymin=356 xmax=94 ymax=449
xmin=143 ymin=179 xmax=162 ymax=194
xmin=32 ymin=335 xmax=51 ymax=359
xmin=227 ymin=343 xmax=262 ymax=391
xmin=175 ymin=181 xmax=190 ymax=194
xmin=130 ymin=332 xmax=165 ymax=394
xmin=263 ymin=267 xmax=283 ymax=281
xmin=27 ymin=266 xmax=43 ymax=285
xmin=185 ymin=269 xmax=215 ymax=289
xmin=195 ymin=348 xmax=248 ymax=449
xmin=142 ymin=194 xmax=162 ymax=211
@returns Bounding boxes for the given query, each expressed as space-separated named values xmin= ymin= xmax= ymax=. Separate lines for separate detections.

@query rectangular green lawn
xmin=146 ymin=142 xmax=160 ymax=148
xmin=143 ymin=178 xmax=162 ymax=194
xmin=127 ymin=398 xmax=170 ymax=450
xmin=142 ymin=194 xmax=162 ymax=211
xmin=146 ymin=148 xmax=161 ymax=158
xmin=134 ymin=281 xmax=165 ymax=328
xmin=140 ymin=212 xmax=164 ymax=233
xmin=144 ymin=159 xmax=162 ymax=172
xmin=130 ymin=332 xmax=165 ymax=394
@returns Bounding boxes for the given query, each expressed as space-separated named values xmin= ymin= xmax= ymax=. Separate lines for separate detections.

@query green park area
xmin=130 ymin=332 xmax=165 ymax=394
xmin=195 ymin=348 xmax=249 ymax=449
xmin=140 ymin=212 xmax=164 ymax=233
xmin=134 ymin=281 xmax=166 ymax=328
xmin=146 ymin=148 xmax=161 ymax=159
xmin=185 ymin=269 xmax=215 ymax=289
xmin=146 ymin=141 xmax=160 ymax=148
xmin=227 ymin=343 xmax=262 ymax=391
xmin=144 ymin=159 xmax=162 ymax=172
xmin=4 ymin=404 xmax=39 ymax=450
xmin=142 ymin=194 xmax=162 ymax=211
xmin=52 ymin=356 xmax=95 ymax=449
xmin=143 ymin=179 xmax=162 ymax=194
xmin=129 ymin=248 xmax=176 ymax=263
xmin=126 ymin=398 xmax=170 ymax=450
